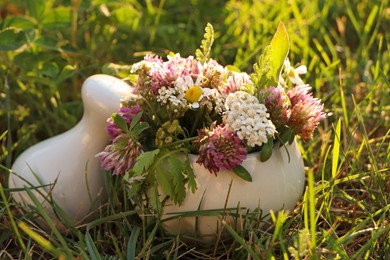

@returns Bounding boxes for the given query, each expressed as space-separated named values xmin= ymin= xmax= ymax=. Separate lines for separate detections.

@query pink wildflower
xmin=149 ymin=64 xmax=171 ymax=95
xmin=106 ymin=105 xmax=142 ymax=140
xmin=223 ymin=72 xmax=254 ymax=96
xmin=133 ymin=54 xmax=202 ymax=95
xmin=201 ymin=58 xmax=226 ymax=89
xmin=144 ymin=54 xmax=163 ymax=63
xmin=262 ymin=86 xmax=291 ymax=128
xmin=96 ymin=134 xmax=143 ymax=175
xmin=196 ymin=124 xmax=247 ymax=175
xmin=287 ymin=85 xmax=325 ymax=140
xmin=166 ymin=54 xmax=200 ymax=79
xmin=130 ymin=55 xmax=165 ymax=95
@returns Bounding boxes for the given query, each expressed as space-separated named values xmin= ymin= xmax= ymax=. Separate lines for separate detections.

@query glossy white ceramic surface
xmin=161 ymin=141 xmax=305 ymax=238
xmin=9 ymin=74 xmax=132 ymax=230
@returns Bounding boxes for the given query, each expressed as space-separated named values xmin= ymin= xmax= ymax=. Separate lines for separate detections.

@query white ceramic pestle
xmin=9 ymin=74 xmax=132 ymax=231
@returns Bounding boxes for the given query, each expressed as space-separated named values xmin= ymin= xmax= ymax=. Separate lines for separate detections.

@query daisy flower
xmin=284 ymin=58 xmax=307 ymax=85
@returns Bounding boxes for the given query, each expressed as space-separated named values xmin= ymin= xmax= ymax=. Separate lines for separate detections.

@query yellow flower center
xmin=288 ymin=68 xmax=295 ymax=77
xmin=185 ymin=86 xmax=203 ymax=103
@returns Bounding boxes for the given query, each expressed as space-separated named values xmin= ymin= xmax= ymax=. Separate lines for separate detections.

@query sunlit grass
xmin=1 ymin=0 xmax=389 ymax=258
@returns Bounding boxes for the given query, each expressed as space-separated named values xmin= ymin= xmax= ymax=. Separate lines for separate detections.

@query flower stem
xmin=165 ymin=136 xmax=198 ymax=148
xmin=143 ymin=97 xmax=163 ymax=125
xmin=189 ymin=109 xmax=203 ymax=137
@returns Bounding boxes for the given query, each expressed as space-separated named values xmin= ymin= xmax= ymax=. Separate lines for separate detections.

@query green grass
xmin=1 ymin=0 xmax=389 ymax=259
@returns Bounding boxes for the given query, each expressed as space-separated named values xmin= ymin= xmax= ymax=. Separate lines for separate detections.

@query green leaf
xmin=35 ymin=36 xmax=59 ymax=50
xmin=111 ymin=5 xmax=141 ymax=30
xmin=1 ymin=16 xmax=36 ymax=30
xmin=57 ymin=65 xmax=76 ymax=83
xmin=167 ymin=156 xmax=186 ymax=205
xmin=42 ymin=6 xmax=71 ymax=29
xmin=39 ymin=62 xmax=59 ymax=79
xmin=131 ymin=149 xmax=160 ymax=175
xmin=196 ymin=23 xmax=214 ymax=63
xmin=251 ymin=45 xmax=273 ymax=89
xmin=155 ymin=163 xmax=174 ymax=202
xmin=278 ymin=128 xmax=294 ymax=145
xmin=25 ymin=0 xmax=46 ymax=22
xmin=226 ymin=65 xmax=241 ymax=72
xmin=14 ymin=52 xmax=37 ymax=71
xmin=184 ymin=159 xmax=197 ymax=193
xmin=131 ymin=122 xmax=150 ymax=136
xmin=232 ymin=165 xmax=252 ymax=182
xmin=260 ymin=138 xmax=274 ymax=162
xmin=0 ymin=28 xmax=28 ymax=51
xmin=112 ymin=113 xmax=128 ymax=132
xmin=129 ymin=112 xmax=143 ymax=131
xmin=270 ymin=22 xmax=290 ymax=84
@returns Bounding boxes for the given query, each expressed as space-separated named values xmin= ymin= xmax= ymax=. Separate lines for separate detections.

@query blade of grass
xmin=4 ymin=76 xmax=13 ymax=191
xmin=332 ymin=118 xmax=342 ymax=179
xmin=138 ymin=221 xmax=159 ymax=258
xmin=108 ymin=231 xmax=123 ymax=259
xmin=17 ymin=220 xmax=62 ymax=257
xmin=339 ymin=69 xmax=349 ymax=127
xmin=352 ymin=96 xmax=381 ymax=188
xmin=23 ymin=186 xmax=73 ymax=256
xmin=0 ymin=183 xmax=27 ymax=254
xmin=0 ymin=131 xmax=7 ymax=141
xmin=269 ymin=210 xmax=289 ymax=259
xmin=352 ymin=225 xmax=390 ymax=259
xmin=223 ymin=221 xmax=260 ymax=260
xmin=336 ymin=203 xmax=390 ymax=245
xmin=85 ymin=210 xmax=138 ymax=229
xmin=85 ymin=231 xmax=102 ymax=260
xmin=307 ymin=169 xmax=317 ymax=256
xmin=127 ymin=226 xmax=140 ymax=260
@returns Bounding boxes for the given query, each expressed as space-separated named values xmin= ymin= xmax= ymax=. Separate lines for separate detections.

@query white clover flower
xmin=200 ymin=59 xmax=227 ymax=79
xmin=223 ymin=91 xmax=276 ymax=147
xmin=284 ymin=59 xmax=307 ymax=85
xmin=130 ymin=61 xmax=144 ymax=74
xmin=130 ymin=60 xmax=154 ymax=74
xmin=223 ymin=72 xmax=255 ymax=96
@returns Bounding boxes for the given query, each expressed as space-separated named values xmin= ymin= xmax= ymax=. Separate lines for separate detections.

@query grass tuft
xmin=1 ymin=0 xmax=389 ymax=258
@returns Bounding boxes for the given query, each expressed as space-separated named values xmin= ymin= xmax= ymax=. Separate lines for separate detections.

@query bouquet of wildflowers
xmin=96 ymin=23 xmax=325 ymax=205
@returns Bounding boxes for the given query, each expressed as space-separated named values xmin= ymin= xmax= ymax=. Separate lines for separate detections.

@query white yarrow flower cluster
xmin=157 ymin=87 xmax=185 ymax=108
xmin=223 ymin=91 xmax=276 ymax=147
